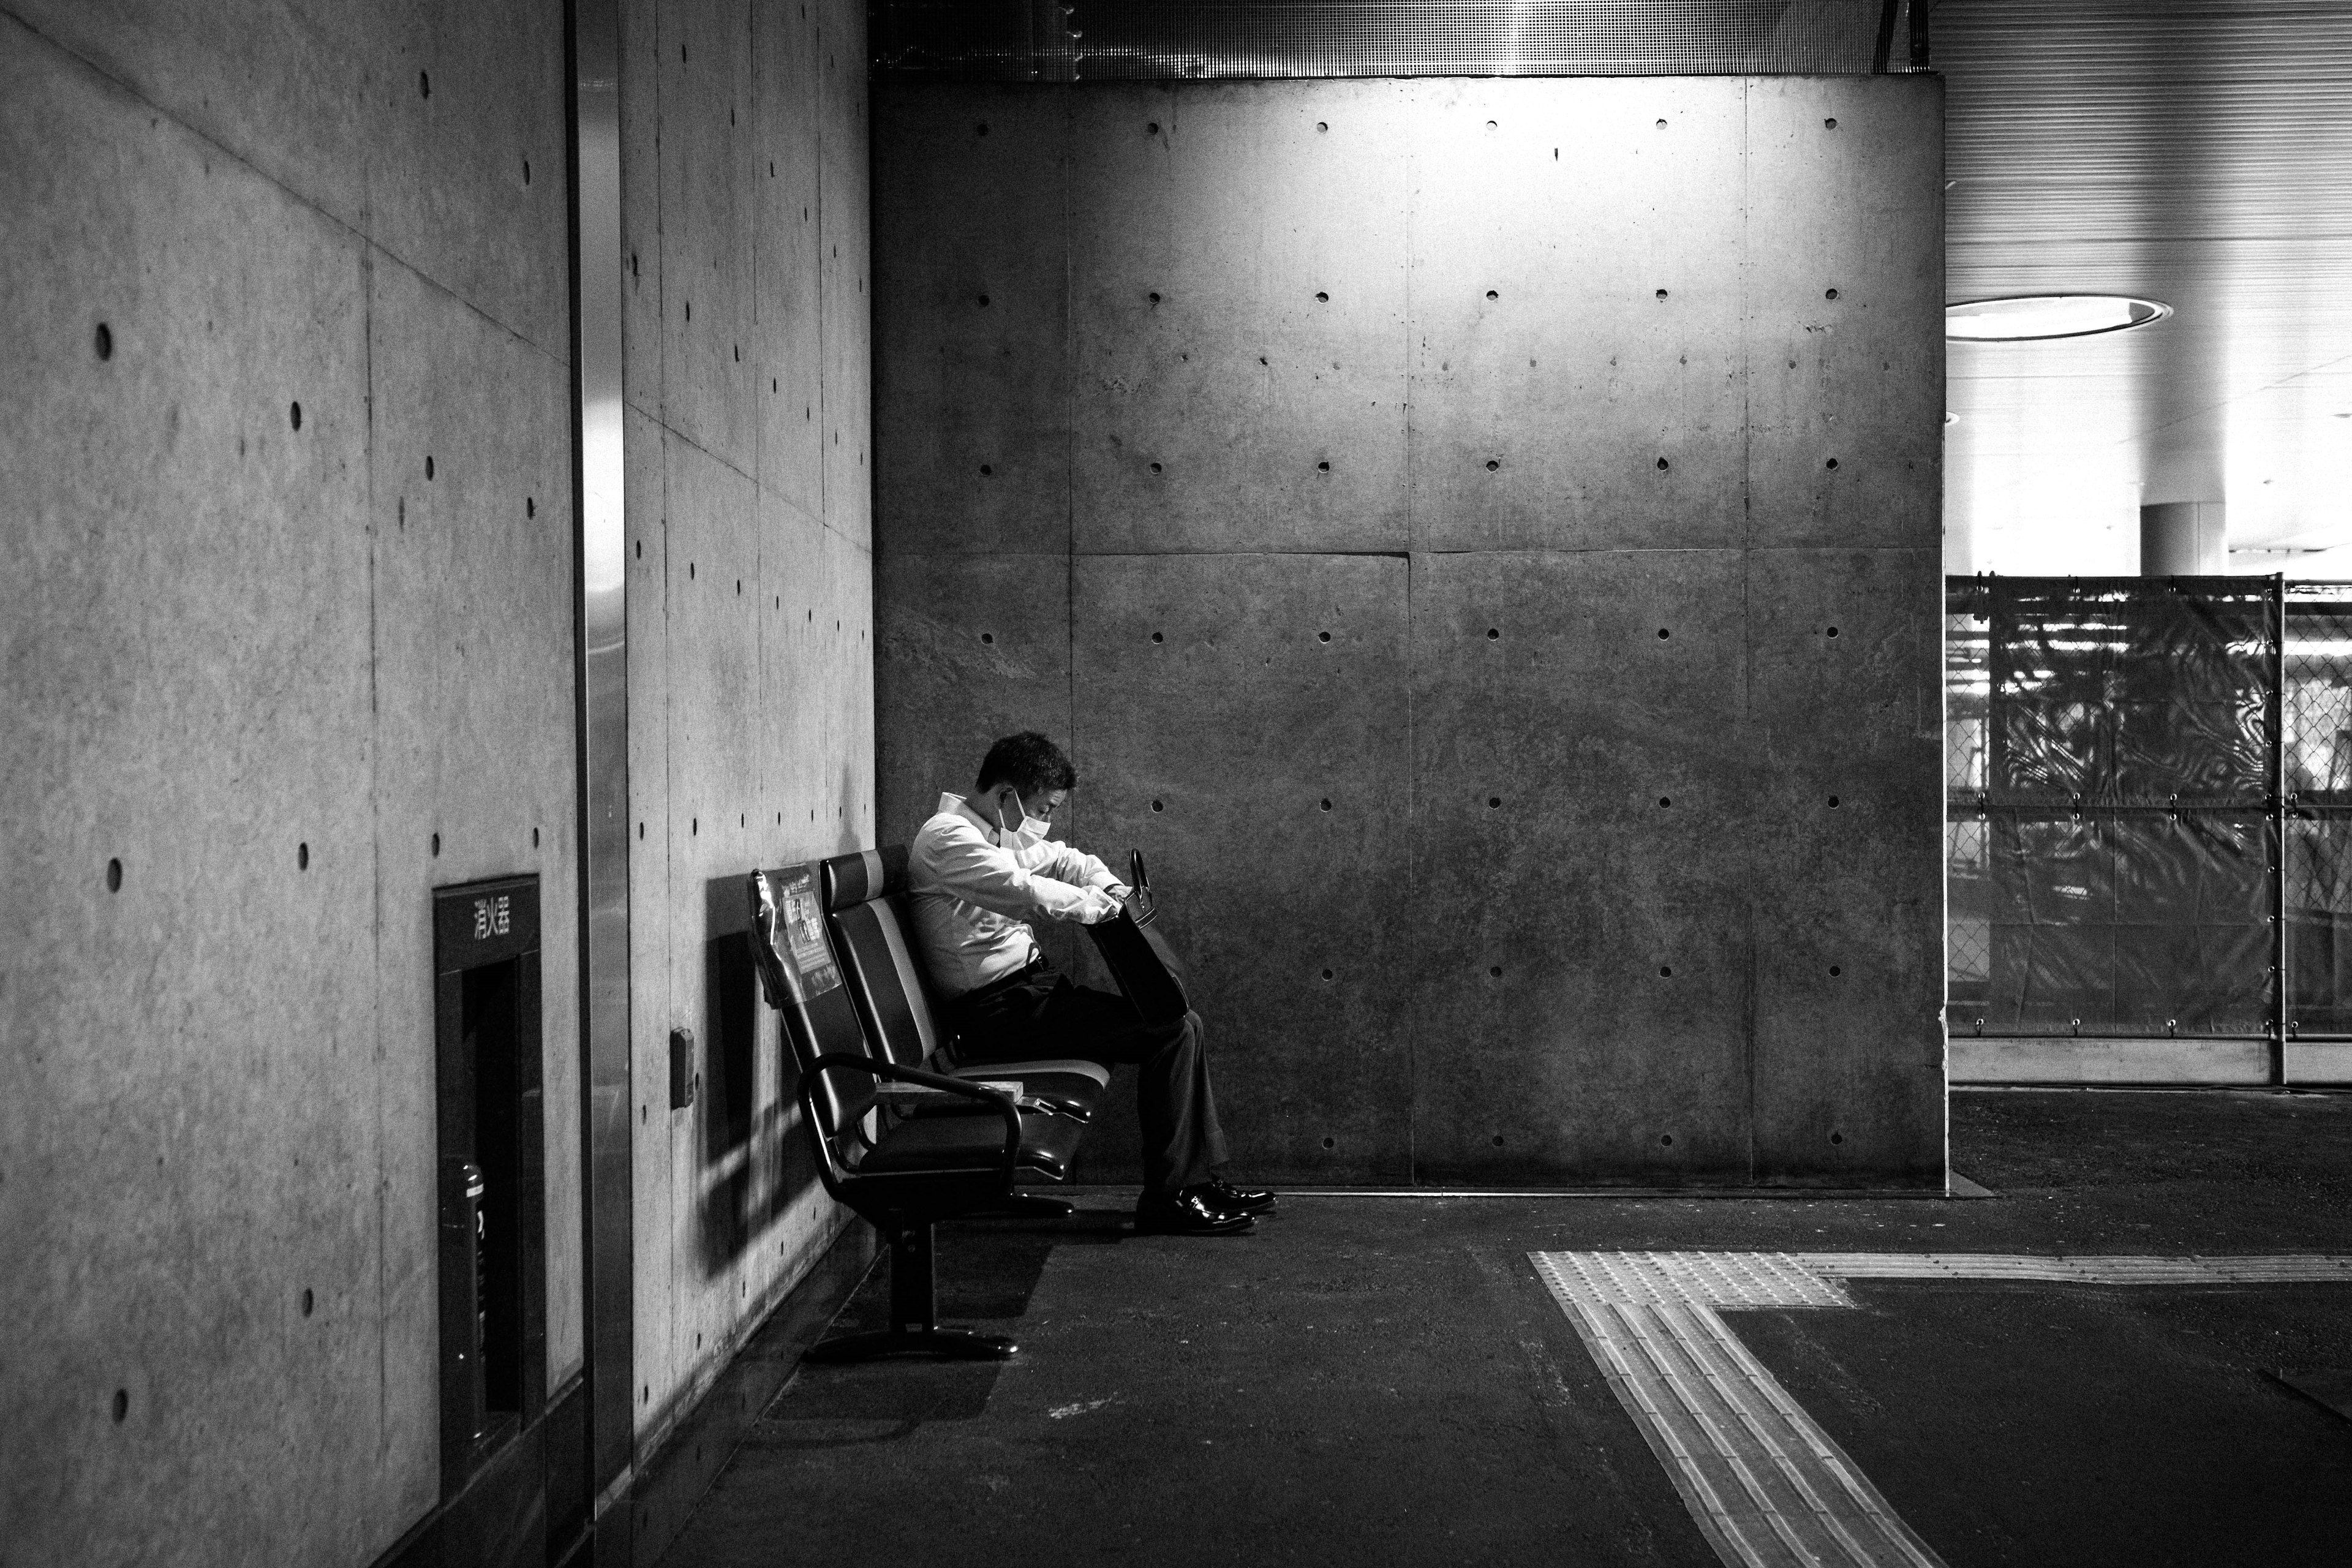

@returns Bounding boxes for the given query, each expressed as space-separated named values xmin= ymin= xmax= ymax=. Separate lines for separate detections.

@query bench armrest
xmin=805 ymin=1053 xmax=1023 ymax=1172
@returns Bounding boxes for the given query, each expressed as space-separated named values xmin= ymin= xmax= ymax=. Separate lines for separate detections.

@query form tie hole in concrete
xmin=1150 ymin=462 xmax=1163 ymax=474
xmin=1315 ymin=291 xmax=1329 ymax=303
xmin=107 ymin=858 xmax=122 ymax=893
xmin=1660 ymin=966 xmax=1672 ymax=977
xmin=1656 ymin=118 xmax=1668 ymax=128
xmin=1486 ymin=290 xmax=1499 ymax=301
xmin=1656 ymin=288 xmax=1668 ymax=300
xmin=1658 ymin=796 xmax=1672 ymax=808
xmin=979 ymin=464 xmax=992 ymax=476
xmin=1489 ymin=965 xmax=1503 ymax=978
xmin=425 ymin=455 xmax=435 ymax=480
xmin=976 ymin=123 xmax=989 ymax=135
xmin=1831 ymin=1131 xmax=1844 ymax=1144
xmin=1656 ymin=456 xmax=1670 ymax=470
xmin=1321 ymin=798 xmax=1333 ymax=811
xmin=1487 ymin=627 xmax=1499 ymax=639
xmin=1146 ymin=122 xmax=1159 ymax=134
xmin=1830 ymin=965 xmax=1842 ymax=976
xmin=1492 ymin=1135 xmax=1505 ymax=1147
xmin=978 ymin=294 xmax=990 ymax=307
xmin=420 ymin=70 xmax=431 ymax=99
xmin=1825 ymin=457 xmax=1839 ymax=469
xmin=1317 ymin=461 xmax=1330 ymax=471
xmin=297 ymin=843 xmax=309 ymax=870
xmin=1660 ymin=1134 xmax=1674 ymax=1147
xmin=113 ymin=1390 xmax=129 ymax=1424
xmin=1829 ymin=795 xmax=1841 ymax=807
xmin=1150 ymin=631 xmax=1164 ymax=643
xmin=1148 ymin=292 xmax=1161 ymax=304
xmin=1152 ymin=799 xmax=1164 ymax=812
xmin=1657 ymin=627 xmax=1670 ymax=639
xmin=1486 ymin=459 xmax=1500 ymax=471
xmin=1317 ymin=121 xmax=1329 ymax=131
xmin=1322 ymin=1136 xmax=1336 ymax=1150
xmin=431 ymin=833 xmax=441 ymax=857
xmin=1488 ymin=796 xmax=1502 ymax=809
xmin=1826 ymin=626 xmax=1839 ymax=638
xmin=1485 ymin=119 xmax=1498 ymax=129
xmin=301 ymin=1289 xmax=315 ymax=1317
xmin=94 ymin=323 xmax=113 ymax=360
xmin=1321 ymin=968 xmax=1334 ymax=981
xmin=1824 ymin=117 xmax=1838 ymax=129
xmin=1825 ymin=288 xmax=1839 ymax=300
xmin=980 ymin=632 xmax=993 ymax=644
xmin=1318 ymin=631 xmax=1332 ymax=643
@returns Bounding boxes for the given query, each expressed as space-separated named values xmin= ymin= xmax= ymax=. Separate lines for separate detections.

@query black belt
xmin=951 ymin=953 xmax=1049 ymax=1010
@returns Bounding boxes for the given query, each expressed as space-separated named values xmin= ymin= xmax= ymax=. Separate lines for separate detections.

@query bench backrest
xmin=747 ymin=864 xmax=876 ymax=1163
xmin=820 ymin=845 xmax=947 ymax=1070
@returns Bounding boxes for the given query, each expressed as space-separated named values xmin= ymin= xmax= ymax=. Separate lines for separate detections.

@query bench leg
xmin=802 ymin=1221 xmax=1016 ymax=1363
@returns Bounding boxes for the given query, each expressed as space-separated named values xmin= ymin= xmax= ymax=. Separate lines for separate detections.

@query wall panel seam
xmin=0 ymin=9 xmax=572 ymax=367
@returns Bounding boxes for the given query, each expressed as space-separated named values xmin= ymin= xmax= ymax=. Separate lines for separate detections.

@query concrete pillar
xmin=2141 ymin=502 xmax=2227 ymax=575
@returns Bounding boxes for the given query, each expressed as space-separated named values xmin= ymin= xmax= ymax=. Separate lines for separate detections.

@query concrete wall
xmin=1 ymin=3 xmax=579 ymax=1561
xmin=618 ymin=0 xmax=875 ymax=1468
xmin=873 ymin=78 xmax=1946 ymax=1187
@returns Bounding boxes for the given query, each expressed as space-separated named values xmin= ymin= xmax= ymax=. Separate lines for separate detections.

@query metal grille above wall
xmin=873 ymin=0 xmax=1924 ymax=81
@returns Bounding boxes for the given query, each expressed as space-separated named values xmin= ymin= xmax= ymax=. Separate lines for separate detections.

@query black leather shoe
xmin=1134 ymin=1188 xmax=1254 ymax=1236
xmin=1206 ymin=1180 xmax=1276 ymax=1215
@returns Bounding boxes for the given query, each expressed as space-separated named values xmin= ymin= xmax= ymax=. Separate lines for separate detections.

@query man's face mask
xmin=995 ymin=788 xmax=1051 ymax=850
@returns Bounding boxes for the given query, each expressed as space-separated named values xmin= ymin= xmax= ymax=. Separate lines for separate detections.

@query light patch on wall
xmin=583 ymin=394 xmax=625 ymax=594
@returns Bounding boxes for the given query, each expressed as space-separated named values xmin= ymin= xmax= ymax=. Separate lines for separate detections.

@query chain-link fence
xmin=1948 ymin=578 xmax=2352 ymax=1056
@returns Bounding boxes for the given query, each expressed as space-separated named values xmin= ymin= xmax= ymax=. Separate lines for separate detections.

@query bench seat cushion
xmin=859 ymin=1106 xmax=1087 ymax=1182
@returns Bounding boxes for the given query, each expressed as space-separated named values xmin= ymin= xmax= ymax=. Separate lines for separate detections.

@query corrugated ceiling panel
xmin=874 ymin=0 xmax=1913 ymax=80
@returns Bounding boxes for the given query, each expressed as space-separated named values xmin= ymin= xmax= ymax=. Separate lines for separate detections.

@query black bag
xmin=1084 ymin=850 xmax=1189 ymax=1028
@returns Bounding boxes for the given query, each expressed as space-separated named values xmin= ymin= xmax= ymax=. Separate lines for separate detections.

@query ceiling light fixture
xmin=1945 ymin=295 xmax=2172 ymax=342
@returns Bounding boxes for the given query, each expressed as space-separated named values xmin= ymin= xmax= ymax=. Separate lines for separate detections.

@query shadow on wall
xmin=697 ymin=875 xmax=826 ymax=1278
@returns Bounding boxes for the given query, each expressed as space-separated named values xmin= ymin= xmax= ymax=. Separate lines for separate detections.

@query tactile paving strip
xmin=1529 ymin=1251 xmax=2352 ymax=1568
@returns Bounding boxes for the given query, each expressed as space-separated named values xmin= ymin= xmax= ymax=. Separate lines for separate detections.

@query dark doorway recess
xmin=369 ymin=873 xmax=588 ymax=1568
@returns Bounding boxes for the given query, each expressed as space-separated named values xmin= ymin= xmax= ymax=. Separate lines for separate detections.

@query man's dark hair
xmin=976 ymin=732 xmax=1078 ymax=797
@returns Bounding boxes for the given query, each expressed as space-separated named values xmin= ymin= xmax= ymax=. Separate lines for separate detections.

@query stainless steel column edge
xmin=570 ymin=0 xmax=635 ymax=1551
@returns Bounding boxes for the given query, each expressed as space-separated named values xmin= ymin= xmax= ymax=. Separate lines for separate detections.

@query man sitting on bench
xmin=909 ymin=731 xmax=1273 ymax=1237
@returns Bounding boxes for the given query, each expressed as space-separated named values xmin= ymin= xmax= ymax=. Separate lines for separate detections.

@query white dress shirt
xmin=908 ymin=791 xmax=1127 ymax=999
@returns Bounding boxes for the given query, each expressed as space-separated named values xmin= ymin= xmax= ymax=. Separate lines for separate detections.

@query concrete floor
xmin=658 ymin=1088 xmax=2352 ymax=1567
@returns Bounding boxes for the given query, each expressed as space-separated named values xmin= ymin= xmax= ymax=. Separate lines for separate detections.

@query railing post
xmin=2272 ymin=574 xmax=2289 ymax=1086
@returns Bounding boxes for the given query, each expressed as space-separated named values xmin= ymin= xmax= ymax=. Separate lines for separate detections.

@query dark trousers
xmin=944 ymin=962 xmax=1228 ymax=1193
